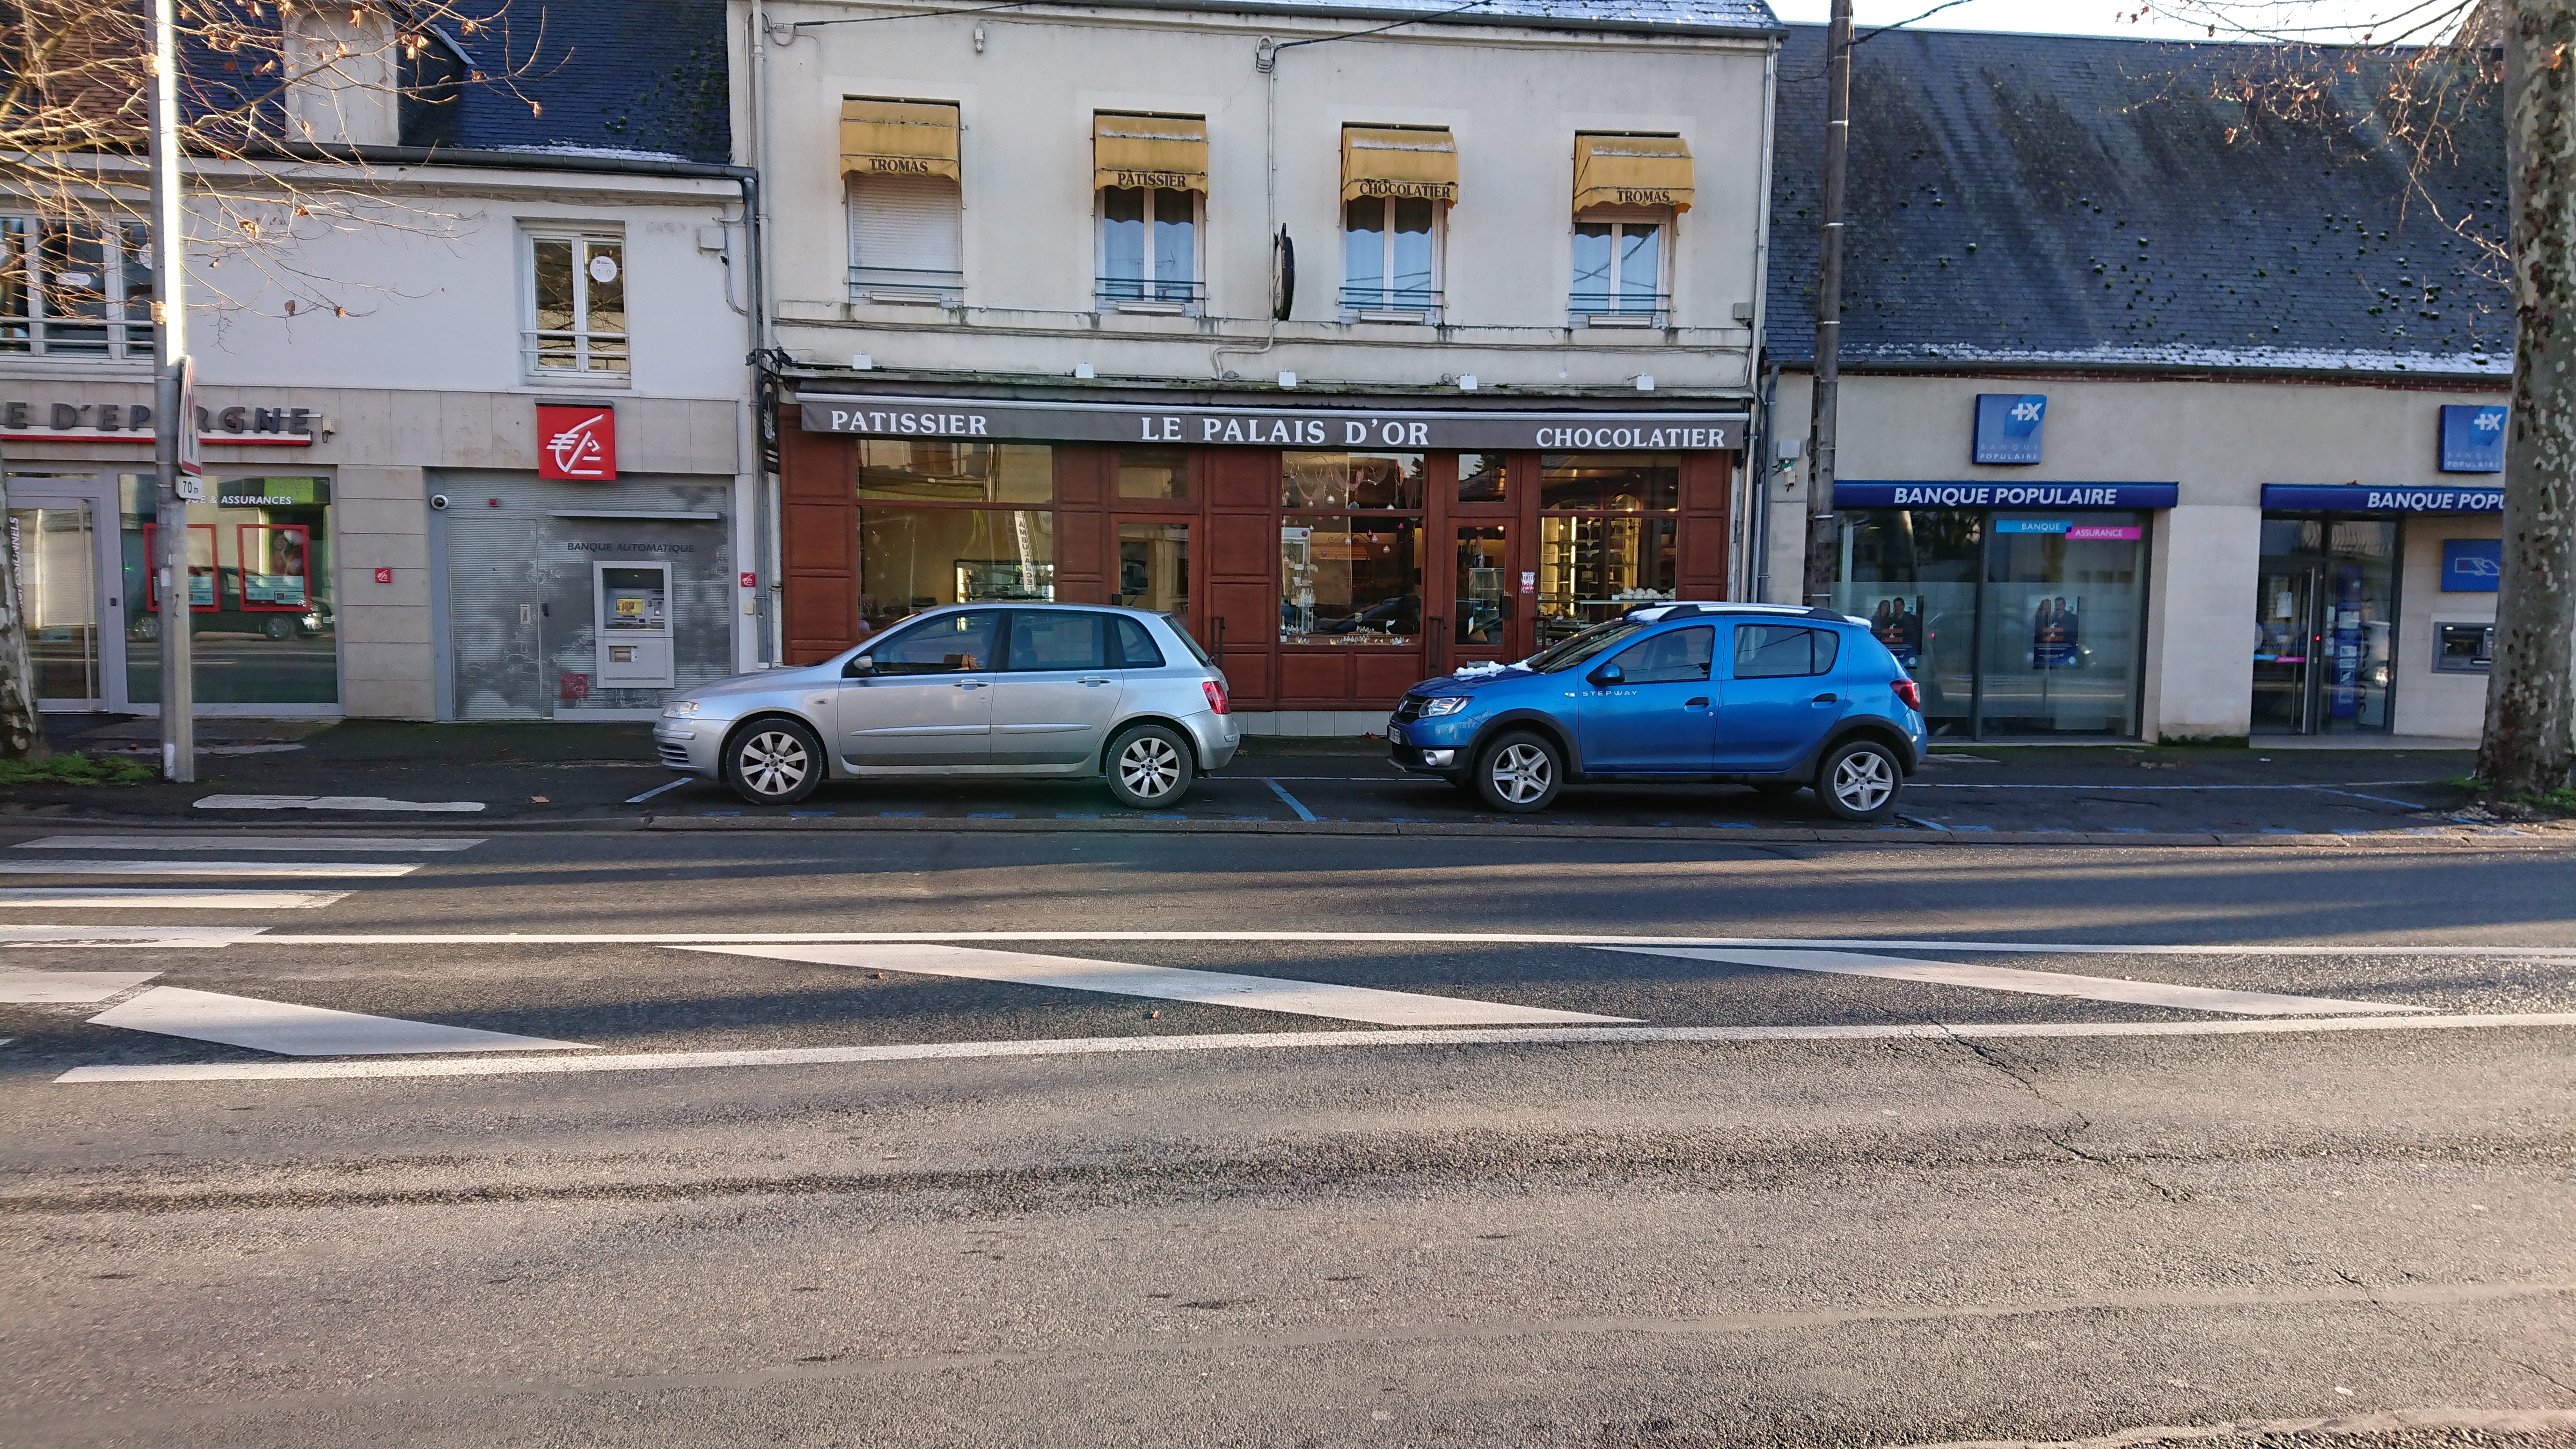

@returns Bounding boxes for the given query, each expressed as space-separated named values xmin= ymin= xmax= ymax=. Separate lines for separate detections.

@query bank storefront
xmin=1830 ymin=481 xmax=2172 ymax=739
xmin=782 ymin=392 xmax=1745 ymax=729
xmin=2252 ymin=483 xmax=2502 ymax=739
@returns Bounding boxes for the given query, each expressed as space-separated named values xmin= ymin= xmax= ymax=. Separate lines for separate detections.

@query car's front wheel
xmin=723 ymin=718 xmax=825 ymax=805
xmin=1475 ymin=731 xmax=1562 ymax=813
xmin=1105 ymin=723 xmax=1196 ymax=808
xmin=1816 ymin=739 xmax=1903 ymax=822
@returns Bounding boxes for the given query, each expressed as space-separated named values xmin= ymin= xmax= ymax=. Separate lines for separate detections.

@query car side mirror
xmin=844 ymin=655 xmax=875 ymax=678
xmin=1590 ymin=664 xmax=1623 ymax=687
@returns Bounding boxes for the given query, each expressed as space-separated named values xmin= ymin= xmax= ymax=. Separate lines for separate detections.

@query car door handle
xmin=1079 ymin=676 xmax=1112 ymax=686
xmin=1811 ymin=693 xmax=1838 ymax=704
xmin=1684 ymin=697 xmax=1709 ymax=708
xmin=955 ymin=680 xmax=985 ymax=690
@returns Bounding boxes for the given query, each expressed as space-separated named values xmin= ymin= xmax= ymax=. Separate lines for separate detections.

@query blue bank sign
xmin=1973 ymin=394 xmax=2048 ymax=465
xmin=2441 ymin=538 xmax=2502 ymax=592
xmin=1835 ymin=482 xmax=2178 ymax=510
xmin=2438 ymin=405 xmax=2507 ymax=473
xmin=2261 ymin=484 xmax=2504 ymax=513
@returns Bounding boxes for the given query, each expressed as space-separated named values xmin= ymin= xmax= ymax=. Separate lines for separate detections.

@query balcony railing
xmin=1568 ymin=291 xmax=1671 ymax=327
xmin=1095 ymin=277 xmax=1204 ymax=315
xmin=521 ymin=329 xmax=630 ymax=378
xmin=849 ymin=266 xmax=964 ymax=306
xmin=1338 ymin=286 xmax=1442 ymax=324
xmin=0 ymin=316 xmax=154 ymax=361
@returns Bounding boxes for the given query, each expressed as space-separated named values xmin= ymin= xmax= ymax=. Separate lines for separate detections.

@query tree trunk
xmin=0 ymin=439 xmax=51 ymax=761
xmin=2479 ymin=0 xmax=2576 ymax=798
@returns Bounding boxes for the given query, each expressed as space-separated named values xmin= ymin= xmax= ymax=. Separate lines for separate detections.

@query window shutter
xmin=848 ymin=176 xmax=962 ymax=297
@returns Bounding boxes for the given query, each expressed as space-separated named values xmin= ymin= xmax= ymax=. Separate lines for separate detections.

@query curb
xmin=643 ymin=814 xmax=2574 ymax=849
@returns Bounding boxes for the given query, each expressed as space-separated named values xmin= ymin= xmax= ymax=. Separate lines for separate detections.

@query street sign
xmin=176 ymin=355 xmax=202 ymax=478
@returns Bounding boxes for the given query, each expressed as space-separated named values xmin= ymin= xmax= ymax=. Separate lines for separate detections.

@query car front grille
xmin=657 ymin=743 xmax=694 ymax=769
xmin=1392 ymin=695 xmax=1427 ymax=723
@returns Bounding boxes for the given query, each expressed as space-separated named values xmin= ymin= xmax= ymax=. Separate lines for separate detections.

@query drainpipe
xmin=1755 ymin=360 xmax=1778 ymax=604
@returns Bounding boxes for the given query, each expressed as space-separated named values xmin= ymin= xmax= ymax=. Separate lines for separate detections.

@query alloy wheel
xmin=1118 ymin=735 xmax=1182 ymax=800
xmin=738 ymin=730 xmax=812 ymax=798
xmin=1831 ymin=749 xmax=1895 ymax=813
xmin=1490 ymin=742 xmax=1552 ymax=805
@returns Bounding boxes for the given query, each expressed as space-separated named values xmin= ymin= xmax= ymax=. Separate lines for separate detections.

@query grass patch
xmin=0 ymin=753 xmax=157 ymax=786
xmin=2449 ymin=776 xmax=2576 ymax=820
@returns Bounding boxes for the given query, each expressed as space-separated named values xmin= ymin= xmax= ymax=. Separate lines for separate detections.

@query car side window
xmin=870 ymin=610 xmax=1004 ymax=674
xmin=1007 ymin=611 xmax=1109 ymax=672
xmin=1733 ymin=623 xmax=1837 ymax=679
xmin=1607 ymin=625 xmax=1713 ymax=684
xmin=1112 ymin=616 xmax=1166 ymax=669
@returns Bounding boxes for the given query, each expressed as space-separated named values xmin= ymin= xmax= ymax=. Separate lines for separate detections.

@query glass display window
xmin=1536 ymin=515 xmax=1676 ymax=644
xmin=1280 ymin=519 xmax=1420 ymax=645
xmin=1454 ymin=525 xmax=1508 ymax=645
xmin=1538 ymin=453 xmax=1678 ymax=512
xmin=858 ymin=441 xmax=1053 ymax=505
xmin=1976 ymin=513 xmax=2146 ymax=736
xmin=857 ymin=506 xmax=1054 ymax=635
xmin=123 ymin=474 xmax=337 ymax=707
xmin=1283 ymin=451 xmax=1424 ymax=511
xmin=1117 ymin=447 xmax=1190 ymax=501
xmin=1833 ymin=508 xmax=1983 ymax=737
xmin=1116 ymin=522 xmax=1190 ymax=630
xmin=2252 ymin=514 xmax=2397 ymax=734
xmin=1457 ymin=454 xmax=1508 ymax=505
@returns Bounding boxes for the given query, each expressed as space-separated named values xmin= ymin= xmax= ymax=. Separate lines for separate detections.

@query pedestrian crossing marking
xmin=88 ymin=987 xmax=593 ymax=1057
xmin=1595 ymin=946 xmax=2432 ymax=1016
xmin=0 ymin=860 xmax=417 ymax=878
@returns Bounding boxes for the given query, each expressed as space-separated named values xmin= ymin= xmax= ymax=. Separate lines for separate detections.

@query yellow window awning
xmin=1573 ymin=134 xmax=1694 ymax=213
xmin=842 ymin=98 xmax=960 ymax=181
xmin=1094 ymin=113 xmax=1209 ymax=193
xmin=1341 ymin=126 xmax=1458 ymax=205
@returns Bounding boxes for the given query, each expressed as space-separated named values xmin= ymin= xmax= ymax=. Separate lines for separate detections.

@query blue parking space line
xmin=699 ymin=811 xmax=741 ymax=817
xmin=790 ymin=811 xmax=833 ymax=818
xmin=2334 ymin=829 xmax=2373 ymax=836
xmin=2261 ymin=827 xmax=2303 ymax=834
xmin=2109 ymin=827 xmax=2149 ymax=834
xmin=1388 ymin=817 xmax=1429 ymax=823
xmin=1263 ymin=779 xmax=1320 ymax=822
xmin=967 ymin=812 xmax=1015 ymax=819
xmin=879 ymin=812 xmax=926 ymax=819
xmin=1714 ymin=822 xmax=1753 ymax=829
xmin=1055 ymin=813 xmax=1101 ymax=820
xmin=1950 ymin=824 xmax=1995 ymax=831
xmin=1230 ymin=815 xmax=1275 ymax=822
xmin=1142 ymin=813 xmax=1188 ymax=821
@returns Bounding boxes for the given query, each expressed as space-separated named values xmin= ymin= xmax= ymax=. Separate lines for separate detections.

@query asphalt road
xmin=2 ymin=827 xmax=2570 ymax=1448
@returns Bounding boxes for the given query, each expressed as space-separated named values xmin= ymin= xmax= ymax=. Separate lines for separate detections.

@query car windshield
xmin=1525 ymin=619 xmax=1649 ymax=674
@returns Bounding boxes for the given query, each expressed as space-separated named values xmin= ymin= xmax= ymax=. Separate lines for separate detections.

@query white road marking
xmin=0 ymin=859 xmax=417 ymax=878
xmin=171 ymin=930 xmax=2576 ymax=958
xmin=86 ymin=987 xmax=593 ymax=1057
xmin=53 ymin=1011 xmax=2576 ymax=1083
xmin=0 ymin=925 xmax=269 ymax=948
xmin=195 ymin=795 xmax=486 ymax=812
xmin=677 ymin=942 xmax=1630 ymax=1027
xmin=0 ymin=969 xmax=161 ymax=1003
xmin=13 ymin=835 xmax=484 ymax=852
xmin=0 ymin=889 xmax=349 ymax=909
xmin=625 ymin=778 xmax=693 ymax=805
xmin=1595 ymin=946 xmax=2430 ymax=1017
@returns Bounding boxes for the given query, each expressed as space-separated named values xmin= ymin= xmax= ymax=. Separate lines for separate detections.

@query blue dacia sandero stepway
xmin=1385 ymin=603 xmax=1929 ymax=821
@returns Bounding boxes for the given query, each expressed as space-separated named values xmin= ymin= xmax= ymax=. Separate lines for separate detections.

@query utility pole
xmin=146 ymin=0 xmax=196 ymax=781
xmin=1800 ymin=0 xmax=1853 ymax=610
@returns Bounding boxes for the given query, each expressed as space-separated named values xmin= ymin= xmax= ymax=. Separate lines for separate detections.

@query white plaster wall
xmin=744 ymin=0 xmax=1772 ymax=389
xmin=2396 ymin=513 xmax=2499 ymax=739
xmin=1763 ymin=371 xmax=2509 ymax=739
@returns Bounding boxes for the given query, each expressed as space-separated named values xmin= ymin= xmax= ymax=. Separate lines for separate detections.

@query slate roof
xmin=1114 ymin=0 xmax=1779 ymax=34
xmin=408 ymin=1 xmax=732 ymax=164
xmin=1764 ymin=25 xmax=2512 ymax=375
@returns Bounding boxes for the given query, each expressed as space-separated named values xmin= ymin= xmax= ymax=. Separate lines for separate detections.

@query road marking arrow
xmin=1594 ymin=946 xmax=2431 ymax=1016
xmin=88 ymin=987 xmax=593 ymax=1056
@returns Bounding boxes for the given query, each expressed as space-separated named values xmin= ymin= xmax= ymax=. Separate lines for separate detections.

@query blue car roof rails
xmin=1619 ymin=601 xmax=1852 ymax=623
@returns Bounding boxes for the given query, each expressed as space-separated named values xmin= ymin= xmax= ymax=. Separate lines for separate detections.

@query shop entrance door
xmin=4 ymin=475 xmax=128 ymax=711
xmin=2251 ymin=565 xmax=2317 ymax=733
xmin=1441 ymin=523 xmax=1519 ymax=673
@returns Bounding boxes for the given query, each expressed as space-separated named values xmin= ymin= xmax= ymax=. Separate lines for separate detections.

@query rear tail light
xmin=1891 ymin=677 xmax=1922 ymax=711
xmin=1203 ymin=680 xmax=1231 ymax=715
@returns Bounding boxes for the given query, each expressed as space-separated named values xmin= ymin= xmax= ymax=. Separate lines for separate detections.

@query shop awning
xmin=1094 ymin=113 xmax=1208 ymax=193
xmin=841 ymin=99 xmax=960 ymax=181
xmin=1573 ymin=134 xmax=1694 ymax=212
xmin=1341 ymin=126 xmax=1457 ymax=205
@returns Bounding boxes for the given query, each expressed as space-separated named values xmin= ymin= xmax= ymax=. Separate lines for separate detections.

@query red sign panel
xmin=537 ymin=404 xmax=616 ymax=481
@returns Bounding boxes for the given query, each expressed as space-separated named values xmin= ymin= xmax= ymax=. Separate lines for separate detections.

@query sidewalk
xmin=4 ymin=716 xmax=2561 ymax=846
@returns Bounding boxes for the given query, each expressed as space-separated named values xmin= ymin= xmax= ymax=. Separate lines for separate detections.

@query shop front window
xmin=857 ymin=507 xmax=1054 ymax=635
xmin=1117 ymin=522 xmax=1190 ymax=631
xmin=1833 ymin=508 xmax=1981 ymax=737
xmin=1977 ymin=514 xmax=2145 ymax=736
xmin=1455 ymin=525 xmax=1508 ymax=645
xmin=1536 ymin=453 xmax=1679 ymax=644
xmin=859 ymin=441 xmax=1052 ymax=504
xmin=1279 ymin=451 xmax=1422 ymax=645
xmin=121 ymin=475 xmax=337 ymax=706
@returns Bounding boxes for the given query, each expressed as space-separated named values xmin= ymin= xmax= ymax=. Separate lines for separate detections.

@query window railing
xmin=1095 ymin=277 xmax=1204 ymax=314
xmin=521 ymin=329 xmax=630 ymax=377
xmin=849 ymin=265 xmax=965 ymax=305
xmin=0 ymin=316 xmax=155 ymax=360
xmin=1338 ymin=285 xmax=1442 ymax=324
xmin=1570 ymin=291 xmax=1670 ymax=326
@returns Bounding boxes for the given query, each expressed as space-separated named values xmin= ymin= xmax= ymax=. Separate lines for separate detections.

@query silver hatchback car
xmin=654 ymin=604 xmax=1239 ymax=808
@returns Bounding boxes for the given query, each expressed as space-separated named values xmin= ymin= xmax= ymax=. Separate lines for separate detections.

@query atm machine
xmin=594 ymin=562 xmax=676 ymax=690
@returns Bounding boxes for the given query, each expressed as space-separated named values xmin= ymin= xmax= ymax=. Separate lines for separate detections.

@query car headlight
xmin=1421 ymin=696 xmax=1470 ymax=717
xmin=662 ymin=700 xmax=702 ymax=717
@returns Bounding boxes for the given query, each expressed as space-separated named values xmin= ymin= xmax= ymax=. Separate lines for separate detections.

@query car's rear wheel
xmin=1105 ymin=723 xmax=1195 ymax=808
xmin=1475 ymin=731 xmax=1562 ymax=813
xmin=723 ymin=718 xmax=825 ymax=806
xmin=1816 ymin=739 xmax=1903 ymax=822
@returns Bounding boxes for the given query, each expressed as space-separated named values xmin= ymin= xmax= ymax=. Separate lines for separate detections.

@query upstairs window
xmin=1570 ymin=134 xmax=1691 ymax=326
xmin=842 ymin=99 xmax=964 ymax=305
xmin=1339 ymin=126 xmax=1454 ymax=322
xmin=1 ymin=216 xmax=155 ymax=361
xmin=525 ymin=230 xmax=627 ymax=378
xmin=1094 ymin=114 xmax=1207 ymax=313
